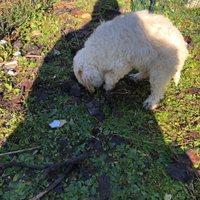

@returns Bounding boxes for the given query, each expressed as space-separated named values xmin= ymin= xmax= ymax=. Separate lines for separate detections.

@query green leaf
xmin=77 ymin=181 xmax=82 ymax=188
xmin=35 ymin=3 xmax=43 ymax=11
xmin=13 ymin=173 xmax=21 ymax=182
xmin=80 ymin=186 xmax=88 ymax=194
xmin=69 ymin=118 xmax=74 ymax=126
xmin=90 ymin=186 xmax=96 ymax=195
xmin=33 ymin=150 xmax=38 ymax=155
xmin=3 ymin=192 xmax=12 ymax=200
xmin=85 ymin=179 xmax=93 ymax=186
xmin=4 ymin=83 xmax=12 ymax=92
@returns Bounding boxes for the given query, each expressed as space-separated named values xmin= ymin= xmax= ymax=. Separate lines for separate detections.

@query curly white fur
xmin=73 ymin=10 xmax=188 ymax=110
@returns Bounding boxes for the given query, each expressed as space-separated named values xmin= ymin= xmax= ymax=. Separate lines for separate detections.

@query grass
xmin=0 ymin=0 xmax=54 ymax=34
xmin=0 ymin=0 xmax=200 ymax=199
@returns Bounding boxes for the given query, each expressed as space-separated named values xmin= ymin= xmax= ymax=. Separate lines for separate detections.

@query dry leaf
xmin=32 ymin=30 xmax=42 ymax=36
xmin=186 ymin=149 xmax=200 ymax=165
xmin=71 ymin=11 xmax=91 ymax=18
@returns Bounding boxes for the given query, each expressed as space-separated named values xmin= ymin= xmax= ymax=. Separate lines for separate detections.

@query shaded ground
xmin=0 ymin=0 xmax=200 ymax=199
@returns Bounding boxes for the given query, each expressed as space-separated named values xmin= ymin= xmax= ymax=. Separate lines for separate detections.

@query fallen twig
xmin=0 ymin=146 xmax=40 ymax=157
xmin=39 ymin=154 xmax=87 ymax=182
xmin=84 ymin=30 xmax=92 ymax=39
xmin=0 ymin=162 xmax=51 ymax=169
xmin=0 ymin=58 xmax=18 ymax=65
xmin=111 ymin=89 xmax=131 ymax=95
xmin=10 ymin=156 xmax=17 ymax=162
xmin=30 ymin=165 xmax=72 ymax=200
xmin=0 ymin=153 xmax=87 ymax=200
xmin=25 ymin=55 xmax=43 ymax=58
xmin=30 ymin=154 xmax=87 ymax=200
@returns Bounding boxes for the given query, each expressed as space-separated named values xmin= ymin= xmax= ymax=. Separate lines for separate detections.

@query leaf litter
xmin=85 ymin=101 xmax=104 ymax=121
xmin=166 ymin=149 xmax=200 ymax=183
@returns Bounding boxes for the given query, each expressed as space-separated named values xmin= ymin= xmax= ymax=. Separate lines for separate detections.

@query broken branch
xmin=30 ymin=165 xmax=73 ymax=200
xmin=39 ymin=154 xmax=87 ymax=181
xmin=0 ymin=153 xmax=87 ymax=200
xmin=30 ymin=154 xmax=87 ymax=200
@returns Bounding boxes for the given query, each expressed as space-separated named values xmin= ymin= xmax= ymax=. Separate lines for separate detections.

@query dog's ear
xmin=78 ymin=69 xmax=95 ymax=93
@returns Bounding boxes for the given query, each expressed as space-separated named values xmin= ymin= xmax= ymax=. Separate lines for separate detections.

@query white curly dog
xmin=73 ymin=10 xmax=188 ymax=110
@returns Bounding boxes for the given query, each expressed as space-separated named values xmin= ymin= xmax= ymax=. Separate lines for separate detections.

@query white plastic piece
xmin=49 ymin=120 xmax=67 ymax=128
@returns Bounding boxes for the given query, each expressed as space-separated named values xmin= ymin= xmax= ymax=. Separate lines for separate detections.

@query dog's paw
xmin=103 ymin=83 xmax=115 ymax=91
xmin=143 ymin=100 xmax=158 ymax=110
xmin=129 ymin=74 xmax=140 ymax=83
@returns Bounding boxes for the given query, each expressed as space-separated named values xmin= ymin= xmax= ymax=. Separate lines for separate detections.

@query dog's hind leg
xmin=143 ymin=70 xmax=173 ymax=110
xmin=129 ymin=71 xmax=149 ymax=83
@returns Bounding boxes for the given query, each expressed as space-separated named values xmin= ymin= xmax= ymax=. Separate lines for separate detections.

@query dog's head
xmin=73 ymin=53 xmax=95 ymax=93
xmin=75 ymin=64 xmax=95 ymax=93
xmin=73 ymin=48 xmax=105 ymax=93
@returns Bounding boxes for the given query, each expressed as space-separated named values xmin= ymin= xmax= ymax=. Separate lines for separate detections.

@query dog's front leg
xmin=103 ymin=71 xmax=118 ymax=91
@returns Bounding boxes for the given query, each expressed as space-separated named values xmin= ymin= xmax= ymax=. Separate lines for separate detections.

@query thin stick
xmin=0 ymin=58 xmax=18 ymax=65
xmin=30 ymin=165 xmax=72 ymax=200
xmin=30 ymin=154 xmax=87 ymax=200
xmin=25 ymin=55 xmax=42 ymax=58
xmin=10 ymin=156 xmax=17 ymax=162
xmin=0 ymin=146 xmax=40 ymax=157
xmin=39 ymin=154 xmax=87 ymax=182
xmin=84 ymin=30 xmax=92 ymax=39
xmin=0 ymin=162 xmax=51 ymax=169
